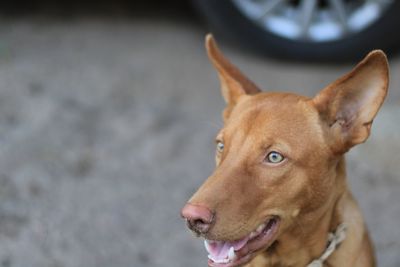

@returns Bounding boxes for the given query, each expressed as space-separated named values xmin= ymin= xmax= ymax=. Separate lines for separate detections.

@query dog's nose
xmin=181 ymin=203 xmax=214 ymax=234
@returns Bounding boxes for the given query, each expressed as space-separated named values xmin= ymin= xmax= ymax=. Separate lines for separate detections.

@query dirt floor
xmin=0 ymin=12 xmax=399 ymax=267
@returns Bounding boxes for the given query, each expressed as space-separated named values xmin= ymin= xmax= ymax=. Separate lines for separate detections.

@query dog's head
xmin=181 ymin=35 xmax=389 ymax=267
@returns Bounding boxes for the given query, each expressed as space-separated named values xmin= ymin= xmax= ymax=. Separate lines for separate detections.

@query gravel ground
xmin=0 ymin=16 xmax=399 ymax=267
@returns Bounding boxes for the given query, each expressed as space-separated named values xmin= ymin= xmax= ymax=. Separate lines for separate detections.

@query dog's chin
xmin=204 ymin=217 xmax=280 ymax=267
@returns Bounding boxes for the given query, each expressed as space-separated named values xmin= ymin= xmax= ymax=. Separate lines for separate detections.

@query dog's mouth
xmin=204 ymin=217 xmax=280 ymax=267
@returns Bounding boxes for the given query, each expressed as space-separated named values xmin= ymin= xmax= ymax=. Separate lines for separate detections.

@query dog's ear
xmin=313 ymin=50 xmax=389 ymax=153
xmin=205 ymin=34 xmax=260 ymax=111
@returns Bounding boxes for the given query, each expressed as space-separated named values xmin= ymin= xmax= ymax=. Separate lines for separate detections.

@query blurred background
xmin=0 ymin=1 xmax=399 ymax=267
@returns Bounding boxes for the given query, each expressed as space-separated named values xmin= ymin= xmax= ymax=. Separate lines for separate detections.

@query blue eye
xmin=216 ymin=141 xmax=224 ymax=153
xmin=266 ymin=151 xmax=284 ymax=163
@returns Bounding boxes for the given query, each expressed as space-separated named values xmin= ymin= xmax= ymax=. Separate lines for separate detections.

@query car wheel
xmin=193 ymin=0 xmax=400 ymax=61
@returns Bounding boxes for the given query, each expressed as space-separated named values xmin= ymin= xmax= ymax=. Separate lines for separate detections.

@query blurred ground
xmin=0 ymin=4 xmax=399 ymax=267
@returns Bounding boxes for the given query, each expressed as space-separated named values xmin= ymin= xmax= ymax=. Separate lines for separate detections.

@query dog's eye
xmin=266 ymin=151 xmax=284 ymax=163
xmin=216 ymin=141 xmax=224 ymax=153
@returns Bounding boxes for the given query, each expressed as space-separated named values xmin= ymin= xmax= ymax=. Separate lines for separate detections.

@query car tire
xmin=193 ymin=0 xmax=400 ymax=62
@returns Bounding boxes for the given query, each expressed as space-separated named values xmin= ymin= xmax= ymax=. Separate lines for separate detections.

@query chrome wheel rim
xmin=231 ymin=0 xmax=394 ymax=42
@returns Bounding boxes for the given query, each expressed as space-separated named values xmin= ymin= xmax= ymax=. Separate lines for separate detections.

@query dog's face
xmin=181 ymin=35 xmax=388 ymax=267
xmin=192 ymin=92 xmax=332 ymax=239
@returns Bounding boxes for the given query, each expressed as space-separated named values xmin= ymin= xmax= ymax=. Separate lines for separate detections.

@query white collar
xmin=306 ymin=223 xmax=347 ymax=267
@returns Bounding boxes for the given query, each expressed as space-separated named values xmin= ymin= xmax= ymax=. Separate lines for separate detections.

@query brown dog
xmin=181 ymin=34 xmax=389 ymax=267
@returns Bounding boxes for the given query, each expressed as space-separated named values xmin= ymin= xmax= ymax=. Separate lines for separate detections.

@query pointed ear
xmin=205 ymin=34 xmax=261 ymax=109
xmin=313 ymin=50 xmax=389 ymax=153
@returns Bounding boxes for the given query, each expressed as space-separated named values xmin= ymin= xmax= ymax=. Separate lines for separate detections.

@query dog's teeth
xmin=204 ymin=240 xmax=211 ymax=253
xmin=249 ymin=231 xmax=257 ymax=239
xmin=221 ymin=258 xmax=229 ymax=263
xmin=228 ymin=246 xmax=237 ymax=261
xmin=209 ymin=255 xmax=229 ymax=264
xmin=256 ymin=223 xmax=265 ymax=233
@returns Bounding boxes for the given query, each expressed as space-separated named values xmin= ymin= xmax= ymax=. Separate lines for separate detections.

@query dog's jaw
xmin=204 ymin=217 xmax=280 ymax=267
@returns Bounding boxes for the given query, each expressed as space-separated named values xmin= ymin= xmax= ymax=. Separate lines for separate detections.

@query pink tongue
xmin=207 ymin=237 xmax=249 ymax=260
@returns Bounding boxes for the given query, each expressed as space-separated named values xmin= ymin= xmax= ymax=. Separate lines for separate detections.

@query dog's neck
xmin=254 ymin=158 xmax=348 ymax=267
